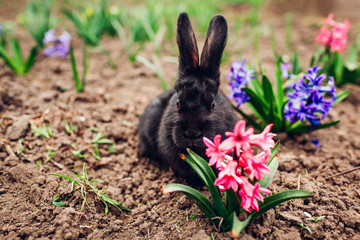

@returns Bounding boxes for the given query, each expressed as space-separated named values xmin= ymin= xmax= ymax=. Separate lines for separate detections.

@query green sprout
xmin=52 ymin=194 xmax=67 ymax=207
xmin=45 ymin=147 xmax=55 ymax=163
xmin=71 ymin=149 xmax=88 ymax=159
xmin=49 ymin=162 xmax=129 ymax=215
xmin=31 ymin=123 xmax=53 ymax=139
xmin=299 ymin=223 xmax=312 ymax=234
xmin=89 ymin=131 xmax=114 ymax=160
xmin=174 ymin=220 xmax=182 ymax=232
xmin=64 ymin=121 xmax=78 ymax=135
xmin=304 ymin=212 xmax=326 ymax=223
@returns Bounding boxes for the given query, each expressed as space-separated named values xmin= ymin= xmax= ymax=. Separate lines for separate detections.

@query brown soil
xmin=1 ymin=2 xmax=360 ymax=240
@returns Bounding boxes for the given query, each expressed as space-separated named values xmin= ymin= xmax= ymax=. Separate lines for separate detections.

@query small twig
xmin=49 ymin=159 xmax=64 ymax=169
xmin=297 ymin=174 xmax=301 ymax=190
xmin=325 ymin=166 xmax=360 ymax=180
xmin=211 ymin=216 xmax=224 ymax=232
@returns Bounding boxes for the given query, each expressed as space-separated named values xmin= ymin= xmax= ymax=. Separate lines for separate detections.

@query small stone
xmin=5 ymin=115 xmax=29 ymax=140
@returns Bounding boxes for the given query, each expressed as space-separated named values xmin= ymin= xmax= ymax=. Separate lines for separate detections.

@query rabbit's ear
xmin=200 ymin=15 xmax=228 ymax=79
xmin=177 ymin=12 xmax=199 ymax=74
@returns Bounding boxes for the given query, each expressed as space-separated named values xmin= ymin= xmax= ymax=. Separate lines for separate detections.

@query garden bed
xmin=0 ymin=1 xmax=360 ymax=239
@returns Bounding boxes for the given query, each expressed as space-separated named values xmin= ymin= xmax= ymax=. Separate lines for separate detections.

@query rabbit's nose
xmin=184 ymin=129 xmax=201 ymax=139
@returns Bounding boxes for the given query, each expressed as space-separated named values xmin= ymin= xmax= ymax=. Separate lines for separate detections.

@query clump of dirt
xmin=1 ymin=3 xmax=360 ymax=240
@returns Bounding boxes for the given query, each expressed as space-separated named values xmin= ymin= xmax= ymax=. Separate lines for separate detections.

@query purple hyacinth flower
xmin=0 ymin=24 xmax=3 ymax=36
xmin=227 ymin=58 xmax=255 ymax=107
xmin=284 ymin=66 xmax=336 ymax=126
xmin=43 ymin=29 xmax=71 ymax=59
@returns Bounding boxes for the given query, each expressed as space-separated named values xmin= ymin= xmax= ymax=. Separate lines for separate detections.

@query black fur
xmin=138 ymin=12 xmax=239 ymax=185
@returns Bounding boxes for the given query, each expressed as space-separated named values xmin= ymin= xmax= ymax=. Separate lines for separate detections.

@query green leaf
xmin=187 ymin=150 xmax=217 ymax=183
xmin=163 ymin=183 xmax=217 ymax=220
xmin=345 ymin=43 xmax=358 ymax=71
xmin=24 ymin=46 xmax=38 ymax=73
xmin=250 ymin=190 xmax=311 ymax=220
xmin=287 ymin=120 xmax=340 ymax=134
xmin=275 ymin=62 xmax=285 ymax=111
xmin=232 ymin=103 xmax=263 ymax=130
xmin=262 ymin=75 xmax=275 ymax=104
xmin=333 ymin=52 xmax=344 ymax=85
xmin=243 ymin=87 xmax=269 ymax=119
xmin=231 ymin=214 xmax=251 ymax=238
xmin=259 ymin=157 xmax=278 ymax=189
xmin=268 ymin=141 xmax=280 ymax=166
xmin=10 ymin=38 xmax=23 ymax=67
xmin=333 ymin=90 xmax=349 ymax=105
xmin=249 ymin=76 xmax=263 ymax=96
xmin=292 ymin=51 xmax=301 ymax=74
xmin=184 ymin=152 xmax=229 ymax=219
xmin=225 ymin=189 xmax=241 ymax=215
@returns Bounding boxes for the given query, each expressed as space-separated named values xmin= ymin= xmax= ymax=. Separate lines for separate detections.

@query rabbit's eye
xmin=211 ymin=101 xmax=215 ymax=110
xmin=176 ymin=99 xmax=181 ymax=109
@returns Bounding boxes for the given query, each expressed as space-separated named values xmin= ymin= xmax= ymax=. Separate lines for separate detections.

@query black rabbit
xmin=138 ymin=12 xmax=239 ymax=184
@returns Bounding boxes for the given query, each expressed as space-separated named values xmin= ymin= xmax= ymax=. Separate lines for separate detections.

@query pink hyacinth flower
xmin=203 ymin=135 xmax=227 ymax=169
xmin=249 ymin=123 xmax=276 ymax=155
xmin=315 ymin=13 xmax=350 ymax=53
xmin=239 ymin=182 xmax=271 ymax=213
xmin=214 ymin=160 xmax=244 ymax=192
xmin=241 ymin=151 xmax=271 ymax=181
xmin=315 ymin=27 xmax=331 ymax=46
xmin=220 ymin=120 xmax=254 ymax=157
xmin=330 ymin=20 xmax=350 ymax=53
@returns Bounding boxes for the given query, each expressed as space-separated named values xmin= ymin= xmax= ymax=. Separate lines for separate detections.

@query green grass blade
xmin=48 ymin=174 xmax=81 ymax=186
xmin=163 ymin=183 xmax=217 ymax=220
xmin=82 ymin=162 xmax=88 ymax=181
xmin=80 ymin=186 xmax=91 ymax=210
xmin=287 ymin=120 xmax=340 ymax=134
xmin=103 ymin=200 xmax=109 ymax=215
xmin=250 ymin=190 xmax=311 ymax=220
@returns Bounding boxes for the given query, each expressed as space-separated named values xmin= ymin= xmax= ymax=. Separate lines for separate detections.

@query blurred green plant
xmin=62 ymin=0 xmax=106 ymax=47
xmin=0 ymin=37 xmax=37 ymax=75
xmin=19 ymin=0 xmax=55 ymax=48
